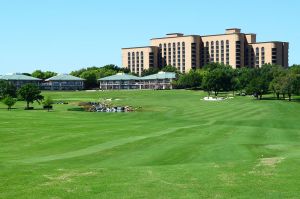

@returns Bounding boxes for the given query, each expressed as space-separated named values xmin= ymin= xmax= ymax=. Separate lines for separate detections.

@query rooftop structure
xmin=0 ymin=73 xmax=41 ymax=88
xmin=42 ymin=74 xmax=85 ymax=90
xmin=45 ymin=74 xmax=85 ymax=81
xmin=98 ymin=72 xmax=176 ymax=90
xmin=0 ymin=73 xmax=41 ymax=81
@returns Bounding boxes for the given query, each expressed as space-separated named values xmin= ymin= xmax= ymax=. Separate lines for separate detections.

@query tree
xmin=80 ymin=71 xmax=98 ymax=89
xmin=141 ymin=68 xmax=159 ymax=76
xmin=162 ymin=65 xmax=178 ymax=73
xmin=269 ymin=75 xmax=284 ymax=99
xmin=2 ymin=96 xmax=17 ymax=110
xmin=246 ymin=75 xmax=268 ymax=99
xmin=43 ymin=96 xmax=54 ymax=112
xmin=281 ymin=72 xmax=298 ymax=101
xmin=32 ymin=70 xmax=57 ymax=79
xmin=70 ymin=65 xmax=122 ymax=88
xmin=31 ymin=70 xmax=44 ymax=79
xmin=202 ymin=65 xmax=233 ymax=96
xmin=18 ymin=84 xmax=44 ymax=109
xmin=0 ymin=81 xmax=17 ymax=99
xmin=173 ymin=69 xmax=202 ymax=89
xmin=234 ymin=67 xmax=254 ymax=93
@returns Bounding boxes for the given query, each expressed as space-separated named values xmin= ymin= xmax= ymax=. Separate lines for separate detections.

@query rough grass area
xmin=0 ymin=90 xmax=299 ymax=198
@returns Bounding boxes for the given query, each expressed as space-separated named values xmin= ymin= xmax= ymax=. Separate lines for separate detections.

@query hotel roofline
xmin=122 ymin=46 xmax=157 ymax=50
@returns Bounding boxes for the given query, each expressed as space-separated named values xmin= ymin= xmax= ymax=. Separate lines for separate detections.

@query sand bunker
xmin=203 ymin=97 xmax=234 ymax=101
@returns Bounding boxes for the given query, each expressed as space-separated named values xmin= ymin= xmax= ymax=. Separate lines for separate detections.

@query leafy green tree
xmin=18 ymin=84 xmax=44 ymax=109
xmin=202 ymin=65 xmax=233 ymax=96
xmin=70 ymin=65 xmax=123 ymax=88
xmin=32 ymin=70 xmax=57 ymax=79
xmin=22 ymin=73 xmax=32 ymax=76
xmin=2 ymin=96 xmax=17 ymax=110
xmin=290 ymin=65 xmax=300 ymax=95
xmin=235 ymin=67 xmax=254 ymax=93
xmin=173 ymin=69 xmax=202 ymax=89
xmin=246 ymin=75 xmax=269 ymax=100
xmin=141 ymin=68 xmax=159 ymax=76
xmin=80 ymin=71 xmax=98 ymax=89
xmin=162 ymin=65 xmax=178 ymax=73
xmin=0 ymin=81 xmax=17 ymax=99
xmin=43 ymin=96 xmax=54 ymax=112
xmin=31 ymin=70 xmax=44 ymax=79
xmin=281 ymin=72 xmax=298 ymax=101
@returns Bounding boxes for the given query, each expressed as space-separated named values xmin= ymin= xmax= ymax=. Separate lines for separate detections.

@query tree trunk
xmin=27 ymin=101 xmax=29 ymax=109
xmin=259 ymin=94 xmax=262 ymax=100
xmin=288 ymin=94 xmax=292 ymax=101
xmin=276 ymin=93 xmax=280 ymax=100
xmin=283 ymin=94 xmax=285 ymax=100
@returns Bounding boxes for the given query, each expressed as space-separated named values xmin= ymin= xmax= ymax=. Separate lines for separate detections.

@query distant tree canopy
xmin=161 ymin=65 xmax=178 ymax=73
xmin=173 ymin=69 xmax=203 ymax=89
xmin=141 ymin=68 xmax=160 ymax=77
xmin=0 ymin=81 xmax=17 ymax=99
xmin=70 ymin=64 xmax=127 ymax=89
xmin=172 ymin=63 xmax=300 ymax=100
xmin=31 ymin=70 xmax=57 ymax=80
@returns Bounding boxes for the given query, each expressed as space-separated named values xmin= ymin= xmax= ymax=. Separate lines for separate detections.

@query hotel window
xmin=256 ymin=47 xmax=260 ymax=68
xmin=172 ymin=43 xmax=176 ymax=65
xmin=221 ymin=40 xmax=224 ymax=63
xmin=261 ymin=47 xmax=265 ymax=65
xmin=149 ymin=52 xmax=154 ymax=67
xmin=128 ymin=52 xmax=131 ymax=66
xmin=136 ymin=52 xmax=139 ymax=68
xmin=211 ymin=41 xmax=214 ymax=62
xmin=216 ymin=41 xmax=219 ymax=62
xmin=178 ymin=43 xmax=181 ymax=67
xmin=226 ymin=40 xmax=230 ymax=65
xmin=205 ymin=41 xmax=210 ymax=63
xmin=132 ymin=52 xmax=135 ymax=70
xmin=163 ymin=44 xmax=167 ymax=66
xmin=168 ymin=43 xmax=171 ymax=64
xmin=236 ymin=41 xmax=241 ymax=67
xmin=141 ymin=52 xmax=144 ymax=69
xmin=182 ymin=42 xmax=186 ymax=67
xmin=272 ymin=48 xmax=277 ymax=64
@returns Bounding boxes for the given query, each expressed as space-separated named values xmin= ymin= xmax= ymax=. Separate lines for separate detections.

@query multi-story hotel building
xmin=122 ymin=28 xmax=289 ymax=75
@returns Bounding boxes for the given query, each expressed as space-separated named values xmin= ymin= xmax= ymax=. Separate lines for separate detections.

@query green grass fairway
xmin=0 ymin=90 xmax=299 ymax=198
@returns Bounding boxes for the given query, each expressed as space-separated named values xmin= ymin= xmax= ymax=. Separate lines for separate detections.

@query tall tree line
xmin=173 ymin=63 xmax=300 ymax=100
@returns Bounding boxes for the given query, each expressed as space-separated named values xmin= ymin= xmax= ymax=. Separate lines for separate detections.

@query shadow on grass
xmin=0 ymin=108 xmax=18 ymax=110
xmin=257 ymin=96 xmax=300 ymax=102
xmin=67 ymin=107 xmax=85 ymax=112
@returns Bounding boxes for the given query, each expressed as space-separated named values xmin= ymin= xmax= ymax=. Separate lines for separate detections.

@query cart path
xmin=20 ymin=124 xmax=208 ymax=164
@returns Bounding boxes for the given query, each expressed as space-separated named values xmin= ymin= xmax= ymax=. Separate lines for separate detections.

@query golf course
xmin=0 ymin=90 xmax=299 ymax=198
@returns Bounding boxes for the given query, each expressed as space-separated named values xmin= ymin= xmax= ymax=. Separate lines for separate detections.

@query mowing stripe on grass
xmin=20 ymin=124 xmax=208 ymax=164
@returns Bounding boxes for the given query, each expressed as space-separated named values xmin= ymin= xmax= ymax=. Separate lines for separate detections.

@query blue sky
xmin=0 ymin=0 xmax=299 ymax=74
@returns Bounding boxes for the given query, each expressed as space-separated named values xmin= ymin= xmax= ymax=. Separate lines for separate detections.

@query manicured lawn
xmin=0 ymin=90 xmax=299 ymax=198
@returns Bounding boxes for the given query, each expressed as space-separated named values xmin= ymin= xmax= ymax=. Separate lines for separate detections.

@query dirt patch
xmin=42 ymin=171 xmax=97 ymax=186
xmin=258 ymin=157 xmax=284 ymax=167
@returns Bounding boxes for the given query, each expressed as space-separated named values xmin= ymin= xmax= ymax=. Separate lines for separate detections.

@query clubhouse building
xmin=42 ymin=74 xmax=85 ymax=90
xmin=0 ymin=73 xmax=85 ymax=90
xmin=0 ymin=73 xmax=41 ymax=88
xmin=98 ymin=71 xmax=176 ymax=90
xmin=122 ymin=28 xmax=289 ymax=75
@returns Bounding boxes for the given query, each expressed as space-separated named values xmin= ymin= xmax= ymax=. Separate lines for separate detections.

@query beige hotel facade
xmin=122 ymin=28 xmax=289 ymax=76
